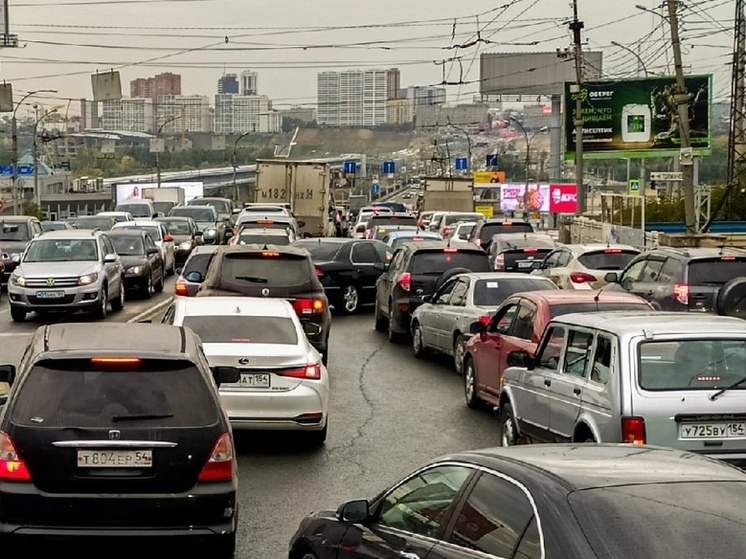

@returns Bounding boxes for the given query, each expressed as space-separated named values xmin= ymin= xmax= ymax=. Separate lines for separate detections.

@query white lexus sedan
xmin=162 ymin=296 xmax=330 ymax=446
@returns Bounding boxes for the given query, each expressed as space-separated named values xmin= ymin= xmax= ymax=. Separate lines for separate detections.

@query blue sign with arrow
xmin=382 ymin=160 xmax=395 ymax=175
xmin=486 ymin=154 xmax=499 ymax=167
xmin=344 ymin=161 xmax=357 ymax=174
xmin=0 ymin=165 xmax=34 ymax=176
xmin=454 ymin=157 xmax=468 ymax=170
xmin=371 ymin=183 xmax=380 ymax=194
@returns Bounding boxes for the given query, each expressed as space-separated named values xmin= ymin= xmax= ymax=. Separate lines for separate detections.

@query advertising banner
xmin=115 ymin=182 xmax=204 ymax=206
xmin=473 ymin=171 xmax=506 ymax=184
xmin=500 ymin=184 xmax=550 ymax=213
xmin=564 ymin=75 xmax=712 ymax=159
xmin=548 ymin=183 xmax=578 ymax=213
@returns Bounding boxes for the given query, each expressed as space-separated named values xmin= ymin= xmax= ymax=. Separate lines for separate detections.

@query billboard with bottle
xmin=564 ymin=75 xmax=712 ymax=159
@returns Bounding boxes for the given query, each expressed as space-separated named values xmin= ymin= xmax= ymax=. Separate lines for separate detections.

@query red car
xmin=462 ymin=290 xmax=654 ymax=409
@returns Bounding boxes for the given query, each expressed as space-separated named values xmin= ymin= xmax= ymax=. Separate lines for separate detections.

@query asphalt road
xmin=0 ymin=283 xmax=500 ymax=558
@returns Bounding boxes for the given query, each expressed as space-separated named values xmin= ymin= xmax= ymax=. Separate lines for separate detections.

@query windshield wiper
xmin=112 ymin=413 xmax=174 ymax=422
xmin=710 ymin=376 xmax=746 ymax=401
xmin=234 ymin=275 xmax=268 ymax=283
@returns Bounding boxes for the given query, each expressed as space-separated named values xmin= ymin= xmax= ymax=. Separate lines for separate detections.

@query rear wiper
xmin=710 ymin=376 xmax=746 ymax=401
xmin=234 ymin=275 xmax=268 ymax=283
xmin=112 ymin=413 xmax=174 ymax=422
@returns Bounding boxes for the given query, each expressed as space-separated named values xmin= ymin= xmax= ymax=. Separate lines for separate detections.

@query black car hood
xmin=120 ymin=255 xmax=149 ymax=267
xmin=0 ymin=240 xmax=30 ymax=255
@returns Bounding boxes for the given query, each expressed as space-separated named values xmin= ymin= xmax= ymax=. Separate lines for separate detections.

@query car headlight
xmin=179 ymin=241 xmax=192 ymax=250
xmin=204 ymin=228 xmax=217 ymax=237
xmin=77 ymin=272 xmax=98 ymax=286
xmin=127 ymin=266 xmax=144 ymax=275
xmin=10 ymin=253 xmax=22 ymax=262
xmin=10 ymin=274 xmax=25 ymax=287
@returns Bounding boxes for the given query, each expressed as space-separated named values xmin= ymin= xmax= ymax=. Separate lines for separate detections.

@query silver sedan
xmin=410 ymin=272 xmax=558 ymax=373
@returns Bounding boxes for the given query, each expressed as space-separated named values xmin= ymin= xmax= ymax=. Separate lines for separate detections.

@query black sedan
xmin=109 ymin=229 xmax=165 ymax=297
xmin=288 ymin=444 xmax=746 ymax=559
xmin=292 ymin=238 xmax=393 ymax=315
xmin=155 ymin=216 xmax=203 ymax=266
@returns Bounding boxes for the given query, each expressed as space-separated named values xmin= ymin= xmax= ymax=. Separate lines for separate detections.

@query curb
xmin=126 ymin=296 xmax=174 ymax=323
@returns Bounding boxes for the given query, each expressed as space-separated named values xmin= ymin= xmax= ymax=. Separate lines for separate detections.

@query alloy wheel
xmin=343 ymin=285 xmax=359 ymax=313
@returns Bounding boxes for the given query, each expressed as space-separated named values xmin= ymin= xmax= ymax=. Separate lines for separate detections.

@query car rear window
xmin=577 ymin=249 xmax=639 ymax=270
xmin=171 ymin=207 xmax=216 ymax=222
xmin=70 ymin=217 xmax=114 ymax=230
xmin=687 ymin=258 xmax=746 ymax=286
xmin=473 ymin=278 xmax=558 ymax=306
xmin=411 ymin=250 xmax=491 ymax=275
xmin=549 ymin=302 xmax=652 ymax=318
xmin=479 ymin=222 xmax=533 ymax=241
xmin=367 ymin=215 xmax=418 ymax=229
xmin=116 ymin=204 xmax=152 ymax=218
xmin=390 ymin=235 xmax=441 ymax=250
xmin=374 ymin=226 xmax=418 ymax=240
xmin=496 ymin=235 xmax=555 ymax=250
xmin=293 ymin=241 xmax=342 ymax=260
xmin=220 ymin=252 xmax=311 ymax=285
xmin=184 ymin=316 xmax=298 ymax=344
xmin=444 ymin=214 xmax=481 ymax=226
xmin=183 ymin=252 xmax=213 ymax=278
xmin=638 ymin=339 xmax=746 ymax=391
xmin=237 ymin=234 xmax=291 ymax=246
xmin=11 ymin=360 xmax=218 ymax=427
xmin=238 ymin=220 xmax=292 ymax=232
xmin=0 ymin=222 xmax=30 ymax=241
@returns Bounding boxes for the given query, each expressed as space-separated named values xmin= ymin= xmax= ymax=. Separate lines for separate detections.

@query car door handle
xmin=544 ymin=379 xmax=551 ymax=387
xmin=399 ymin=552 xmax=421 ymax=559
xmin=573 ymin=387 xmax=582 ymax=395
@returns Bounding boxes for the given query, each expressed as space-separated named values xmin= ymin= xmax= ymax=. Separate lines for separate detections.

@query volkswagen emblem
xmin=238 ymin=357 xmax=250 ymax=365
xmin=46 ymin=277 xmax=56 ymax=287
xmin=261 ymin=288 xmax=270 ymax=297
xmin=108 ymin=429 xmax=121 ymax=440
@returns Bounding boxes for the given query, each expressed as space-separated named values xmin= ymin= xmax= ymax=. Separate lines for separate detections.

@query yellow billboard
xmin=473 ymin=171 xmax=506 ymax=185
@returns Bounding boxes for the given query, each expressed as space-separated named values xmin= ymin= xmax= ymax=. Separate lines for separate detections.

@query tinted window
xmin=41 ymin=222 xmax=69 ymax=231
xmin=158 ymin=219 xmax=193 ymax=235
xmin=591 ymin=335 xmax=613 ymax=384
xmin=183 ymin=252 xmax=214 ymax=278
xmin=639 ymin=339 xmax=746 ymax=391
xmin=0 ymin=222 xmax=31 ymax=241
xmin=170 ymin=207 xmax=216 ymax=222
xmin=116 ymin=203 xmax=152 ymax=218
xmin=70 ymin=217 xmax=114 ymax=230
xmin=12 ymin=361 xmax=218 ymax=427
xmin=444 ymin=214 xmax=481 ymax=226
xmin=473 ymin=278 xmax=557 ymax=306
xmin=111 ymin=236 xmax=145 ymax=256
xmin=190 ymin=199 xmax=230 ymax=214
xmin=25 ymin=239 xmax=99 ymax=262
xmin=238 ymin=220 xmax=292 ymax=232
xmin=238 ymin=234 xmax=290 ymax=246
xmin=374 ymin=226 xmax=418 ymax=240
xmin=577 ymin=249 xmax=639 ymax=270
xmin=390 ymin=235 xmax=441 ymax=250
xmin=495 ymin=235 xmax=555 ymax=250
xmin=351 ymin=243 xmax=378 ymax=263
xmin=479 ymin=222 xmax=533 ymax=242
xmin=511 ymin=304 xmax=536 ymax=341
xmin=183 ymin=316 xmax=298 ymax=344
xmin=367 ymin=215 xmax=418 ymax=229
xmin=411 ymin=251 xmax=490 ymax=275
xmin=687 ymin=259 xmax=746 ymax=286
xmin=118 ymin=225 xmax=161 ymax=241
xmin=292 ymin=241 xmax=342 ymax=261
xmin=570 ymin=483 xmax=746 ymax=559
xmin=220 ymin=253 xmax=311 ymax=285
xmin=450 ymin=473 xmax=539 ymax=558
xmin=549 ymin=302 xmax=651 ymax=318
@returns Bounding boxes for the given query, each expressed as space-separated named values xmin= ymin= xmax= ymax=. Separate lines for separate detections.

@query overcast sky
xmin=2 ymin=0 xmax=734 ymax=117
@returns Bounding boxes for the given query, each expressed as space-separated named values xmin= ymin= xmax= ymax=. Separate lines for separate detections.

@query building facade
xmin=387 ymin=98 xmax=414 ymax=124
xmin=155 ymin=95 xmax=212 ymax=134
xmin=240 ymin=71 xmax=258 ymax=96
xmin=317 ymin=69 xmax=388 ymax=127
xmin=101 ymin=98 xmax=154 ymax=132
xmin=79 ymin=99 xmax=100 ymax=130
xmin=130 ymin=73 xmax=181 ymax=99
xmin=278 ymin=106 xmax=317 ymax=125
xmin=214 ymin=94 xmax=280 ymax=134
xmin=414 ymin=103 xmax=490 ymax=130
xmin=218 ymin=74 xmax=239 ymax=94
xmin=386 ymin=68 xmax=400 ymax=100
xmin=403 ymin=86 xmax=447 ymax=107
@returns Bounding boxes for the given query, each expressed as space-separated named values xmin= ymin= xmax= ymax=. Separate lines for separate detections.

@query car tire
xmin=167 ymin=255 xmax=175 ymax=276
xmin=412 ymin=321 xmax=426 ymax=358
xmin=93 ymin=285 xmax=108 ymax=320
xmin=453 ymin=334 xmax=466 ymax=375
xmin=140 ymin=272 xmax=153 ymax=298
xmin=306 ymin=423 xmax=327 ymax=447
xmin=498 ymin=403 xmax=519 ymax=447
xmin=387 ymin=302 xmax=402 ymax=344
xmin=374 ymin=301 xmax=387 ymax=332
xmin=339 ymin=284 xmax=359 ymax=315
xmin=111 ymin=282 xmax=125 ymax=312
xmin=463 ymin=357 xmax=480 ymax=409
xmin=153 ymin=267 xmax=165 ymax=293
xmin=9 ymin=306 xmax=26 ymax=322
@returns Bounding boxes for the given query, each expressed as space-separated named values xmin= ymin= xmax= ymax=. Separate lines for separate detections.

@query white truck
xmin=143 ymin=186 xmax=185 ymax=216
xmin=254 ymin=160 xmax=334 ymax=237
xmin=421 ymin=177 xmax=474 ymax=212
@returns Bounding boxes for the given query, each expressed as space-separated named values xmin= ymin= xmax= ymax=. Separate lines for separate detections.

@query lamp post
xmin=155 ymin=115 xmax=180 ymax=189
xmin=11 ymin=89 xmax=56 ymax=215
xmin=610 ymin=41 xmax=650 ymax=77
xmin=510 ymin=117 xmax=548 ymax=217
xmin=232 ymin=131 xmax=253 ymax=202
xmin=32 ymin=107 xmax=58 ymax=213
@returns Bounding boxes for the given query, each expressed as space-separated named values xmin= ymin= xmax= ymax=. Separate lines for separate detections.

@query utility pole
xmin=570 ymin=0 xmax=585 ymax=214
xmin=666 ymin=0 xmax=696 ymax=233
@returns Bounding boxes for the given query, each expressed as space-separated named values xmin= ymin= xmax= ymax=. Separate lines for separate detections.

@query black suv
xmin=467 ymin=219 xmax=533 ymax=252
xmin=374 ymin=241 xmax=491 ymax=342
xmin=0 ymin=216 xmax=42 ymax=288
xmin=0 ymin=323 xmax=239 ymax=555
xmin=605 ymin=246 xmax=746 ymax=313
xmin=196 ymin=245 xmax=332 ymax=364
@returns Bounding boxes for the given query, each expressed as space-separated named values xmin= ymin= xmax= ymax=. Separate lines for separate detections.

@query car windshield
xmin=41 ymin=222 xmax=68 ymax=231
xmin=368 ymin=216 xmax=417 ymax=229
xmin=183 ymin=316 xmax=298 ymax=344
xmin=220 ymin=253 xmax=311 ymax=286
xmin=293 ymin=241 xmax=342 ymax=260
xmin=549 ymin=302 xmax=651 ymax=318
xmin=570 ymin=483 xmax=746 ymax=558
xmin=0 ymin=222 xmax=30 ymax=241
xmin=687 ymin=259 xmax=746 ymax=286
xmin=11 ymin=360 xmax=218 ymax=427
xmin=411 ymin=250 xmax=491 ymax=275
xmin=480 ymin=223 xmax=533 ymax=241
xmin=110 ymin=236 xmax=145 ymax=256
xmin=473 ymin=278 xmax=558 ymax=306
xmin=118 ymin=225 xmax=161 ymax=241
xmin=116 ymin=204 xmax=152 ymax=218
xmin=24 ymin=239 xmax=99 ymax=262
xmin=70 ymin=217 xmax=114 ymax=231
xmin=577 ymin=249 xmax=639 ymax=270
xmin=171 ymin=207 xmax=216 ymax=222
xmin=158 ymin=220 xmax=193 ymax=235
xmin=190 ymin=199 xmax=230 ymax=214
xmin=638 ymin=339 xmax=746 ymax=391
xmin=238 ymin=234 xmax=291 ymax=246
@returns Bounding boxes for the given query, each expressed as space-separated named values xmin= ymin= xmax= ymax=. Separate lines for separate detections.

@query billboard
xmin=500 ymin=183 xmax=577 ymax=213
xmin=114 ymin=182 xmax=204 ymax=206
xmin=564 ymin=75 xmax=712 ymax=159
xmin=473 ymin=171 xmax=506 ymax=184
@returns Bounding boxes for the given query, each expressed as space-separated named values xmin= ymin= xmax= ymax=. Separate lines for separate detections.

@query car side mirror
xmin=336 ymin=499 xmax=369 ymax=523
xmin=103 ymin=253 xmax=118 ymax=263
xmin=373 ymin=262 xmax=385 ymax=271
xmin=0 ymin=364 xmax=16 ymax=386
xmin=185 ymin=271 xmax=203 ymax=283
xmin=224 ymin=230 xmax=234 ymax=239
xmin=232 ymin=208 xmax=241 ymax=215
xmin=507 ymin=350 xmax=533 ymax=369
xmin=421 ymin=294 xmax=432 ymax=303
xmin=163 ymin=234 xmax=174 ymax=242
xmin=470 ymin=321 xmax=487 ymax=335
xmin=147 ymin=247 xmax=160 ymax=255
xmin=297 ymin=220 xmax=306 ymax=228
xmin=175 ymin=267 xmax=182 ymax=276
xmin=212 ymin=366 xmax=240 ymax=386
xmin=604 ymin=272 xmax=619 ymax=283
xmin=152 ymin=213 xmax=159 ymax=219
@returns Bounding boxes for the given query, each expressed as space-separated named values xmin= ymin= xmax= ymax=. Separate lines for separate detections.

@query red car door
xmin=489 ymin=300 xmax=541 ymax=398
xmin=473 ymin=302 xmax=520 ymax=404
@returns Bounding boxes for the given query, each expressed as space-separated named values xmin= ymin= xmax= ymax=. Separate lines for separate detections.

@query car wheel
xmin=340 ymin=284 xmax=359 ymax=315
xmin=168 ymin=255 xmax=175 ymax=276
xmin=306 ymin=423 xmax=327 ymax=447
xmin=464 ymin=358 xmax=480 ymax=409
xmin=374 ymin=301 xmax=387 ymax=332
xmin=140 ymin=272 xmax=153 ymax=298
xmin=387 ymin=302 xmax=402 ymax=343
xmin=153 ymin=267 xmax=165 ymax=293
xmin=9 ymin=306 xmax=26 ymax=323
xmin=299 ymin=553 xmax=319 ymax=559
xmin=412 ymin=321 xmax=426 ymax=358
xmin=93 ymin=285 xmax=108 ymax=320
xmin=498 ymin=403 xmax=519 ymax=447
xmin=111 ymin=282 xmax=125 ymax=311
xmin=453 ymin=334 xmax=466 ymax=375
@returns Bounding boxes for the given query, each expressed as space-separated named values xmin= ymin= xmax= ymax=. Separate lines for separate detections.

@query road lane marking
xmin=127 ymin=296 xmax=174 ymax=323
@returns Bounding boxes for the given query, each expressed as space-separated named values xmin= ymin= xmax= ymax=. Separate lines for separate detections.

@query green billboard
xmin=564 ymin=75 xmax=712 ymax=160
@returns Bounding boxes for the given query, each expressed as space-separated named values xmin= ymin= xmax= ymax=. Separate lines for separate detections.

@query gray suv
xmin=7 ymin=229 xmax=125 ymax=322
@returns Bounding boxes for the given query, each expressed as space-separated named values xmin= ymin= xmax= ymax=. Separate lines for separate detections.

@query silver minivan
xmin=497 ymin=311 xmax=746 ymax=467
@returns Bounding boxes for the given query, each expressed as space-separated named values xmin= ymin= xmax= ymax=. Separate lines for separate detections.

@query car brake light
xmin=315 ymin=268 xmax=324 ymax=276
xmin=523 ymin=247 xmax=538 ymax=253
xmin=175 ymin=282 xmax=189 ymax=296
xmin=356 ymin=225 xmax=365 ymax=232
xmin=621 ymin=416 xmax=646 ymax=445
xmin=0 ymin=432 xmax=31 ymax=481
xmin=604 ymin=248 xmax=622 ymax=253
xmin=261 ymin=251 xmax=280 ymax=257
xmin=503 ymin=221 xmax=513 ymax=225
xmin=291 ymin=298 xmax=326 ymax=315
xmin=495 ymin=253 xmax=505 ymax=271
xmin=90 ymin=357 xmax=142 ymax=367
xmin=479 ymin=315 xmax=491 ymax=325
xmin=257 ymin=220 xmax=274 ymax=225
xmin=674 ymin=283 xmax=689 ymax=305
xmin=443 ymin=247 xmax=458 ymax=253
xmin=721 ymin=256 xmax=736 ymax=261
xmin=570 ymin=272 xmax=597 ymax=284
xmin=398 ymin=272 xmax=411 ymax=292
xmin=412 ymin=236 xmax=424 ymax=240
xmin=277 ymin=363 xmax=321 ymax=380
xmin=198 ymin=433 xmax=234 ymax=482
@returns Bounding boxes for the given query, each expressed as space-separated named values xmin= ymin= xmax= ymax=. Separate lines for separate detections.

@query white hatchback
xmin=162 ymin=296 xmax=330 ymax=446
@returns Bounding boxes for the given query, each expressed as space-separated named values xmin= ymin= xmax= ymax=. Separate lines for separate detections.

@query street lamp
xmin=32 ymin=107 xmax=58 ymax=213
xmin=155 ymin=115 xmax=180 ymax=189
xmin=610 ymin=41 xmax=650 ymax=77
xmin=232 ymin=131 xmax=253 ymax=202
xmin=11 ymin=89 xmax=57 ymax=215
xmin=510 ymin=117 xmax=548 ymax=217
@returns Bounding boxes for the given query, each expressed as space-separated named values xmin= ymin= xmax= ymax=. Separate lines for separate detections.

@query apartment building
xmin=130 ymin=73 xmax=181 ymax=99
xmin=101 ymin=98 xmax=153 ymax=132
xmin=155 ymin=95 xmax=212 ymax=134
xmin=214 ymin=94 xmax=280 ymax=134
xmin=317 ymin=69 xmax=389 ymax=127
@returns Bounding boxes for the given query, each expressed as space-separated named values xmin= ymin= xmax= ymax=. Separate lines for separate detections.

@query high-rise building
xmin=240 ymin=71 xmax=258 ymax=96
xmin=386 ymin=68 xmax=401 ymax=101
xmin=214 ymin=94 xmax=280 ymax=134
xmin=155 ymin=95 xmax=212 ymax=133
xmin=130 ymin=73 xmax=181 ymax=99
xmin=101 ymin=98 xmax=153 ymax=132
xmin=403 ymin=86 xmax=447 ymax=107
xmin=317 ymin=69 xmax=387 ymax=127
xmin=218 ymin=74 xmax=239 ymax=95
xmin=387 ymin=98 xmax=414 ymax=125
xmin=79 ymin=99 xmax=100 ymax=130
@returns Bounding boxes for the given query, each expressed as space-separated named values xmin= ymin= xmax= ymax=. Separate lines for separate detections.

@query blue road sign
xmin=371 ymin=183 xmax=380 ymax=194
xmin=382 ymin=160 xmax=395 ymax=174
xmin=344 ymin=161 xmax=357 ymax=174
xmin=454 ymin=157 xmax=468 ymax=170
xmin=0 ymin=165 xmax=34 ymax=176
xmin=486 ymin=154 xmax=499 ymax=167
